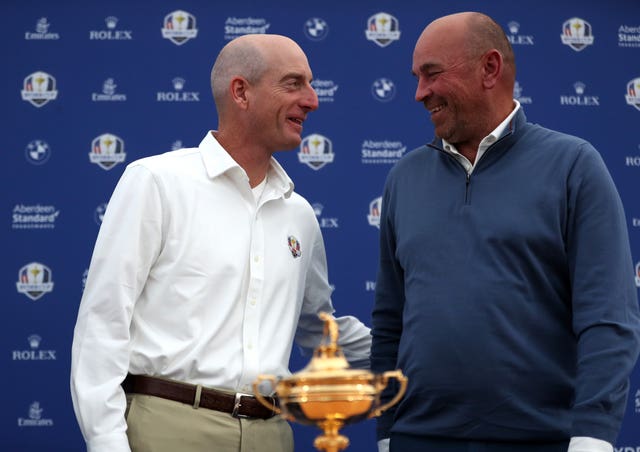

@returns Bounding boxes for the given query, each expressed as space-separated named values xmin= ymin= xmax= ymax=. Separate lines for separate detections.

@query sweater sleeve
xmin=371 ymin=173 xmax=406 ymax=440
xmin=566 ymin=143 xmax=640 ymax=443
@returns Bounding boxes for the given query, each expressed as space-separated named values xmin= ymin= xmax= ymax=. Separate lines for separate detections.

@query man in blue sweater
xmin=371 ymin=11 xmax=640 ymax=452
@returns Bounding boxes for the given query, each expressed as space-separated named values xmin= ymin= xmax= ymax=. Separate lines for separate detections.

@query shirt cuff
xmin=377 ymin=438 xmax=390 ymax=452
xmin=86 ymin=432 xmax=131 ymax=452
xmin=568 ymin=436 xmax=613 ymax=452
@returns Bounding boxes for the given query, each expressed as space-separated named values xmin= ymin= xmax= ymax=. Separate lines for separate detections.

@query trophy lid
xmin=286 ymin=313 xmax=373 ymax=381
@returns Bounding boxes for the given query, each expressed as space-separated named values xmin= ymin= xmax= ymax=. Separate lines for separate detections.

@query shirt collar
xmin=442 ymin=99 xmax=521 ymax=157
xmin=198 ymin=131 xmax=295 ymax=198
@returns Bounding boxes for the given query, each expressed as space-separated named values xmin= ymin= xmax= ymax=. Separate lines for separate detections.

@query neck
xmin=213 ymin=130 xmax=271 ymax=188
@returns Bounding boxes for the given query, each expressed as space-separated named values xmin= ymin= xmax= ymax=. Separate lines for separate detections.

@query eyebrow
xmin=280 ymin=72 xmax=308 ymax=83
xmin=412 ymin=62 xmax=440 ymax=77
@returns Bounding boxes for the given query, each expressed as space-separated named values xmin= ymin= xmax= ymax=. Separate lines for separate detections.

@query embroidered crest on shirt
xmin=287 ymin=236 xmax=302 ymax=258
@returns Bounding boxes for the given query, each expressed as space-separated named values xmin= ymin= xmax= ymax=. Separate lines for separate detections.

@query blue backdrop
xmin=3 ymin=0 xmax=640 ymax=450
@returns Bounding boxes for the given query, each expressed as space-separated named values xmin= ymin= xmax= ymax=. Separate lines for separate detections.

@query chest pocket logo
xmin=287 ymin=235 xmax=302 ymax=258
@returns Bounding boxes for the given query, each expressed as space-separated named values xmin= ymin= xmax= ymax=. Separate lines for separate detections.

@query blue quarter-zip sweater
xmin=371 ymin=108 xmax=640 ymax=444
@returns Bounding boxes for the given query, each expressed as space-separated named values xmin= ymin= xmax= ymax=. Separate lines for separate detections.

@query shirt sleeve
xmin=70 ymin=164 xmax=163 ymax=452
xmin=566 ymin=144 xmax=640 ymax=443
xmin=294 ymin=220 xmax=372 ymax=369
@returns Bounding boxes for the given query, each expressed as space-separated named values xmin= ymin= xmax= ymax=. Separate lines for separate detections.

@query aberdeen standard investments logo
xmin=298 ymin=134 xmax=334 ymax=170
xmin=12 ymin=204 xmax=60 ymax=230
xmin=311 ymin=79 xmax=338 ymax=103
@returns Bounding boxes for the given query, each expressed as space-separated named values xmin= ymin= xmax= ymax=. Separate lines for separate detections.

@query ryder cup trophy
xmin=253 ymin=312 xmax=407 ymax=452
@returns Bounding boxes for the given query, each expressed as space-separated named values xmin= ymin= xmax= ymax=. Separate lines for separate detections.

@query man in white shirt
xmin=70 ymin=34 xmax=371 ymax=452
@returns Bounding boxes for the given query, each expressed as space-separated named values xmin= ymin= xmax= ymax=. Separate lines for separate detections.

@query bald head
xmin=210 ymin=34 xmax=307 ymax=115
xmin=423 ymin=12 xmax=515 ymax=78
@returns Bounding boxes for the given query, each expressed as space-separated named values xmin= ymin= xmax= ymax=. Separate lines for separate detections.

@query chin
xmin=277 ymin=139 xmax=302 ymax=152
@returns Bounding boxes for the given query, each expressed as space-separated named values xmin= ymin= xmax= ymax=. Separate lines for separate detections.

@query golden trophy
xmin=253 ymin=312 xmax=407 ymax=452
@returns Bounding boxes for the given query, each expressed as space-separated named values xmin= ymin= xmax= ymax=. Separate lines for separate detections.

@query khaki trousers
xmin=125 ymin=393 xmax=293 ymax=452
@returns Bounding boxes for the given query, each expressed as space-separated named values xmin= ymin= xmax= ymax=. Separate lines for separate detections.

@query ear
xmin=229 ymin=76 xmax=250 ymax=110
xmin=481 ymin=49 xmax=502 ymax=89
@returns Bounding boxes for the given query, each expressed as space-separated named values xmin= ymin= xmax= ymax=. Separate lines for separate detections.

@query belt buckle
xmin=231 ymin=392 xmax=252 ymax=418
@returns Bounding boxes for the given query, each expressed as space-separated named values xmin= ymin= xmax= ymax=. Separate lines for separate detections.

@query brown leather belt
xmin=122 ymin=374 xmax=277 ymax=419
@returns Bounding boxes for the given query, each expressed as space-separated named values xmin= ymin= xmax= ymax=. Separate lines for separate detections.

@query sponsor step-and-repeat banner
xmin=3 ymin=0 xmax=640 ymax=450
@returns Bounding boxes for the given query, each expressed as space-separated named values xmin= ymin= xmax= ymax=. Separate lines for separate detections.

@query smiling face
xmin=412 ymin=17 xmax=489 ymax=150
xmin=246 ymin=39 xmax=319 ymax=152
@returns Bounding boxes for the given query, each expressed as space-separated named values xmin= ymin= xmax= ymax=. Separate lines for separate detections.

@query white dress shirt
xmin=70 ymin=131 xmax=371 ymax=452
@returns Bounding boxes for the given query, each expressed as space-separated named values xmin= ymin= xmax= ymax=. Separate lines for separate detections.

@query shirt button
xmin=253 ymin=255 xmax=260 ymax=263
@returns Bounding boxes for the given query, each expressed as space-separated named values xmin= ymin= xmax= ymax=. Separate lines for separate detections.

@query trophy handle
xmin=369 ymin=370 xmax=408 ymax=418
xmin=252 ymin=375 xmax=282 ymax=415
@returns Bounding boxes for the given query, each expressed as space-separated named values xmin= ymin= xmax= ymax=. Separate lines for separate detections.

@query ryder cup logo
xmin=368 ymin=197 xmax=382 ymax=229
xmin=365 ymin=12 xmax=401 ymax=48
xmin=304 ymin=17 xmax=329 ymax=41
xmin=625 ymin=78 xmax=640 ymax=111
xmin=287 ymin=235 xmax=302 ymax=258
xmin=635 ymin=262 xmax=640 ymax=287
xmin=298 ymin=134 xmax=334 ymax=170
xmin=21 ymin=71 xmax=58 ymax=107
xmin=561 ymin=17 xmax=594 ymax=51
xmin=372 ymin=78 xmax=396 ymax=102
xmin=89 ymin=133 xmax=126 ymax=170
xmin=162 ymin=10 xmax=198 ymax=45
xmin=16 ymin=262 xmax=54 ymax=301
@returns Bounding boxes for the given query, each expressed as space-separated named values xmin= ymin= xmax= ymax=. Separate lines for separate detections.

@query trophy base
xmin=314 ymin=434 xmax=349 ymax=452
xmin=313 ymin=419 xmax=350 ymax=452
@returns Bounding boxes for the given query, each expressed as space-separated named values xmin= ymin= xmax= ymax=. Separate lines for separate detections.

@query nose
xmin=415 ymin=76 xmax=431 ymax=103
xmin=302 ymin=84 xmax=319 ymax=112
